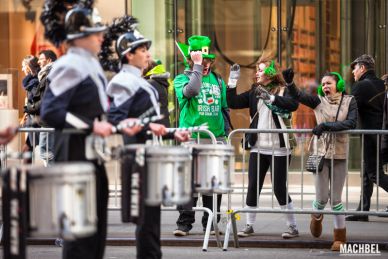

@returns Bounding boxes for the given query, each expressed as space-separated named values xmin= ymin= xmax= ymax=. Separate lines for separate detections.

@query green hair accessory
xmin=264 ymin=60 xmax=277 ymax=78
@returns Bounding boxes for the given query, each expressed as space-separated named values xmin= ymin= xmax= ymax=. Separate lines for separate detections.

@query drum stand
xmin=164 ymin=193 xmax=221 ymax=252
xmin=222 ymin=192 xmax=234 ymax=251
xmin=2 ymin=167 xmax=28 ymax=259
xmin=197 ymin=192 xmax=222 ymax=250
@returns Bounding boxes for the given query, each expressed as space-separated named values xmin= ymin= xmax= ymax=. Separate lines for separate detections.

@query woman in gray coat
xmin=284 ymin=69 xmax=357 ymax=251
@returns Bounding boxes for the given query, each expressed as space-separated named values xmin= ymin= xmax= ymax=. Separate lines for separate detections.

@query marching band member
xmin=104 ymin=18 xmax=189 ymax=259
xmin=40 ymin=4 xmax=141 ymax=259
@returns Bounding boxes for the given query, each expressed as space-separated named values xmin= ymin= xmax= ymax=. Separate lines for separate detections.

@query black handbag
xmin=305 ymin=93 xmax=344 ymax=173
xmin=241 ymin=111 xmax=258 ymax=150
xmin=305 ymin=154 xmax=325 ymax=173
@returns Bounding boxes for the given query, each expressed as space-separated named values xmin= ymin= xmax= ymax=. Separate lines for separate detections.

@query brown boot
xmin=310 ymin=214 xmax=323 ymax=237
xmin=331 ymin=228 xmax=346 ymax=251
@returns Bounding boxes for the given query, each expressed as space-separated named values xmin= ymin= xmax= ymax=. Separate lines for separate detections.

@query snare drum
xmin=190 ymin=144 xmax=235 ymax=193
xmin=28 ymin=162 xmax=96 ymax=239
xmin=120 ymin=144 xmax=146 ymax=223
xmin=145 ymin=146 xmax=192 ymax=206
xmin=121 ymin=144 xmax=192 ymax=213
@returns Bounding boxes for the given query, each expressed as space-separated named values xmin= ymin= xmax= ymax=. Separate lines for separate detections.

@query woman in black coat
xmin=227 ymin=52 xmax=299 ymax=239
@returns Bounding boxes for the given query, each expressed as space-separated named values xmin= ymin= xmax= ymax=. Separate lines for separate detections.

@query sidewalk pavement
xmin=28 ymin=190 xmax=388 ymax=251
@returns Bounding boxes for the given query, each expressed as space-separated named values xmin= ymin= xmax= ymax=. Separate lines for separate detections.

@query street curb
xmin=25 ymin=237 xmax=388 ymax=250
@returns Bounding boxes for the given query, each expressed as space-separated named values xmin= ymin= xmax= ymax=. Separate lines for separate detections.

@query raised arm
xmin=283 ymin=68 xmax=321 ymax=109
xmin=182 ymin=51 xmax=203 ymax=98
xmin=226 ymin=87 xmax=250 ymax=109
xmin=273 ymin=88 xmax=299 ymax=112
xmin=286 ymin=82 xmax=321 ymax=109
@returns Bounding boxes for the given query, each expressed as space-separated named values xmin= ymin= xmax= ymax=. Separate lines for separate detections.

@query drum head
xmin=28 ymin=162 xmax=95 ymax=177
xmin=146 ymin=146 xmax=191 ymax=156
xmin=187 ymin=144 xmax=234 ymax=154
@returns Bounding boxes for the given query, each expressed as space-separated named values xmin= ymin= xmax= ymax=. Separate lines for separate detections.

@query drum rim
xmin=185 ymin=144 xmax=234 ymax=150
xmin=28 ymin=162 xmax=95 ymax=175
xmin=145 ymin=146 xmax=191 ymax=155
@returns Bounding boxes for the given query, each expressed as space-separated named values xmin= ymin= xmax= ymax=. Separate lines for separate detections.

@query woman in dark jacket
xmin=227 ymin=52 xmax=299 ymax=239
xmin=285 ymin=69 xmax=357 ymax=251
xmin=21 ymin=55 xmax=40 ymax=151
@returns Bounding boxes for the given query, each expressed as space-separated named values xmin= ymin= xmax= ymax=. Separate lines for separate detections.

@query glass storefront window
xmin=0 ymin=0 xmax=387 ymax=169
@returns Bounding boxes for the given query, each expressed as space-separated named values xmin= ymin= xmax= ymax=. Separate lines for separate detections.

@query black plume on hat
xmin=40 ymin=0 xmax=95 ymax=47
xmin=99 ymin=15 xmax=140 ymax=72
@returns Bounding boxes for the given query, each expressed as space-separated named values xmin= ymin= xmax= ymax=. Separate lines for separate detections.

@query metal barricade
xmin=0 ymin=127 xmax=56 ymax=169
xmin=223 ymin=128 xmax=388 ymax=250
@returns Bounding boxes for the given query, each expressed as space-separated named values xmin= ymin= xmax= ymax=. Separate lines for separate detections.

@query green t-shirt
xmin=174 ymin=72 xmax=228 ymax=138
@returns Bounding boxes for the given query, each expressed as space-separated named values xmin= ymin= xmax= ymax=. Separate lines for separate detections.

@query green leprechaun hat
xmin=176 ymin=35 xmax=216 ymax=61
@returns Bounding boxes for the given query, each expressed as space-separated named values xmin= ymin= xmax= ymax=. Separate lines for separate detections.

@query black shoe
xmin=345 ymin=215 xmax=369 ymax=222
xmin=378 ymin=206 xmax=388 ymax=217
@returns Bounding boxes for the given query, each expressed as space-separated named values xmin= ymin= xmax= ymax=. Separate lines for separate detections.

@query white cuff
xmin=65 ymin=112 xmax=89 ymax=129
xmin=269 ymin=95 xmax=275 ymax=103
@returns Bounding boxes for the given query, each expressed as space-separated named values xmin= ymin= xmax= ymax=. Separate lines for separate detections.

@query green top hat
xmin=176 ymin=35 xmax=216 ymax=60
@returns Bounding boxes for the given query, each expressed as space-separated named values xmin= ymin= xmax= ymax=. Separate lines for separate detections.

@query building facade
xmin=1 ymin=0 xmax=387 ymax=167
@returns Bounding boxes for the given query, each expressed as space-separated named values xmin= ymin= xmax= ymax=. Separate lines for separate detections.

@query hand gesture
xmin=228 ymin=63 xmax=240 ymax=88
xmin=93 ymin=120 xmax=113 ymax=137
xmin=256 ymin=86 xmax=272 ymax=101
xmin=282 ymin=68 xmax=294 ymax=85
xmin=174 ymin=130 xmax=191 ymax=142
xmin=119 ymin=118 xmax=143 ymax=136
xmin=0 ymin=126 xmax=17 ymax=145
xmin=20 ymin=113 xmax=28 ymax=127
xmin=149 ymin=123 xmax=167 ymax=136
xmin=312 ymin=123 xmax=328 ymax=138
xmin=190 ymin=51 xmax=203 ymax=65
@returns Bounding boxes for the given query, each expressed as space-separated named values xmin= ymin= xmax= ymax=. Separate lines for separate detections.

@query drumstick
xmin=138 ymin=106 xmax=156 ymax=120
xmin=60 ymin=113 xmax=164 ymax=135
xmin=112 ymin=114 xmax=164 ymax=133
xmin=146 ymin=124 xmax=209 ymax=135
xmin=165 ymin=125 xmax=209 ymax=133
xmin=112 ymin=106 xmax=160 ymax=133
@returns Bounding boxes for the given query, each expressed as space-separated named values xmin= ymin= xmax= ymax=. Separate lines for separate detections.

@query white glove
xmin=228 ymin=64 xmax=240 ymax=88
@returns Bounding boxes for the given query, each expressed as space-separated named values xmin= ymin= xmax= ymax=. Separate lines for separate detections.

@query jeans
xmin=39 ymin=131 xmax=54 ymax=165
xmin=176 ymin=195 xmax=222 ymax=230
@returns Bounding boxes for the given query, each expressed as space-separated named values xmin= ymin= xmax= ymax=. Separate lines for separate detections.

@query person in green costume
xmin=173 ymin=35 xmax=227 ymax=236
xmin=174 ymin=36 xmax=228 ymax=139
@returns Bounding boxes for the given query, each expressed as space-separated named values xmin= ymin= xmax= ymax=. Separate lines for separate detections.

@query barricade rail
xmin=223 ymin=128 xmax=388 ymax=250
xmin=2 ymin=127 xmax=388 ymax=250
